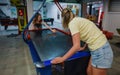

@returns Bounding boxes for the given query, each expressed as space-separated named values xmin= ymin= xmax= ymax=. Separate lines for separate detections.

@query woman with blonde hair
xmin=51 ymin=8 xmax=113 ymax=75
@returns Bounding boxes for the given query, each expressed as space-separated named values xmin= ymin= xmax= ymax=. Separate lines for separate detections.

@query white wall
xmin=32 ymin=2 xmax=81 ymax=23
xmin=46 ymin=2 xmax=81 ymax=23
xmin=103 ymin=0 xmax=120 ymax=36
xmin=46 ymin=2 xmax=61 ymax=23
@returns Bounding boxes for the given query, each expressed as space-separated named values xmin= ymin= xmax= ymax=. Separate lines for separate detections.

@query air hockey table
xmin=25 ymin=28 xmax=90 ymax=75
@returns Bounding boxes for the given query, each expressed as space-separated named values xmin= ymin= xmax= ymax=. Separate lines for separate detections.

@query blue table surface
xmin=29 ymin=29 xmax=90 ymax=66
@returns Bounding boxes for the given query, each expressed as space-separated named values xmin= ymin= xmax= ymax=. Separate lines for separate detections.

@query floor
xmin=108 ymin=36 xmax=120 ymax=75
xmin=0 ymin=23 xmax=120 ymax=75
xmin=0 ymin=35 xmax=36 ymax=75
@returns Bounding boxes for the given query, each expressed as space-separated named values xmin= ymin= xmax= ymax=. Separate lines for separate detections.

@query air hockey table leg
xmin=36 ymin=65 xmax=52 ymax=75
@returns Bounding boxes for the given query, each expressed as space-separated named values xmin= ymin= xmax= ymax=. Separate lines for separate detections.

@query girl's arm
xmin=62 ymin=32 xmax=81 ymax=60
xmin=51 ymin=32 xmax=86 ymax=64
xmin=42 ymin=21 xmax=56 ymax=33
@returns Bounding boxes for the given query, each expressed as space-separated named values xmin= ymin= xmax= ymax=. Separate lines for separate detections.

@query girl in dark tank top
xmin=29 ymin=13 xmax=56 ymax=33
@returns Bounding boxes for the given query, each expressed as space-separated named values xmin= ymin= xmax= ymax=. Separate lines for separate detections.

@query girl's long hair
xmin=61 ymin=8 xmax=75 ymax=29
xmin=33 ymin=13 xmax=42 ymax=25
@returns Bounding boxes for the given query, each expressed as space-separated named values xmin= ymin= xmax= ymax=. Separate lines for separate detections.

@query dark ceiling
xmin=33 ymin=0 xmax=102 ymax=3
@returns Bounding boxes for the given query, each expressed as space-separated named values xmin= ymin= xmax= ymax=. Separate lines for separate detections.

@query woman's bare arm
xmin=51 ymin=32 xmax=86 ymax=64
xmin=42 ymin=21 xmax=56 ymax=33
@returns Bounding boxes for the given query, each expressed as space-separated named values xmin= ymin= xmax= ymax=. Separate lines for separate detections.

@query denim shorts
xmin=90 ymin=41 xmax=113 ymax=68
